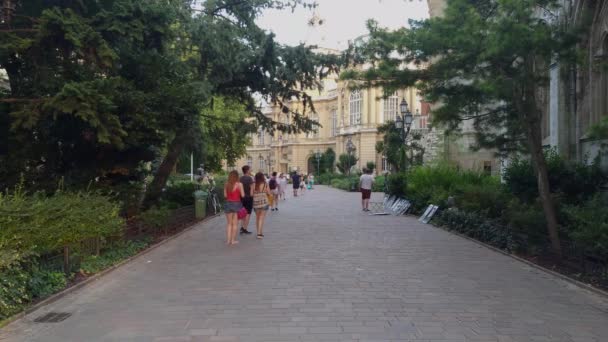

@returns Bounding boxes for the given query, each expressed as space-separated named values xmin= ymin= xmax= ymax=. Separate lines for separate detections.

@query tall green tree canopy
xmin=344 ymin=0 xmax=584 ymax=255
xmin=0 ymin=0 xmax=342 ymax=206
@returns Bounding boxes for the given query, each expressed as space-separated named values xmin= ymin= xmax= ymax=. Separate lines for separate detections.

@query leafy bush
xmin=503 ymin=200 xmax=548 ymax=254
xmin=455 ymin=182 xmax=511 ymax=218
xmin=139 ymin=206 xmax=173 ymax=233
xmin=366 ymin=161 xmax=376 ymax=172
xmin=386 ymin=173 xmax=408 ymax=197
xmin=80 ymin=240 xmax=150 ymax=275
xmin=372 ymin=176 xmax=385 ymax=192
xmin=564 ymin=195 xmax=608 ymax=259
xmin=336 ymin=154 xmax=358 ymax=174
xmin=0 ymin=263 xmax=30 ymax=320
xmin=28 ymin=267 xmax=67 ymax=299
xmin=0 ymin=185 xmax=124 ymax=256
xmin=434 ymin=209 xmax=513 ymax=251
xmin=161 ymin=182 xmax=200 ymax=208
xmin=504 ymin=150 xmax=606 ymax=204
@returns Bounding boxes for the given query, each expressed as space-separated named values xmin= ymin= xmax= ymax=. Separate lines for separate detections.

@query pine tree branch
xmin=0 ymin=98 xmax=44 ymax=103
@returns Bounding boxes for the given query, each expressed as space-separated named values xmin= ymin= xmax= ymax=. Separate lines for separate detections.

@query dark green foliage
xmin=386 ymin=173 xmax=408 ymax=197
xmin=80 ymin=240 xmax=149 ymax=275
xmin=366 ymin=161 xmax=375 ymax=172
xmin=504 ymin=150 xmax=607 ymax=204
xmin=372 ymin=176 xmax=385 ymax=192
xmin=375 ymin=123 xmax=424 ymax=172
xmin=434 ymin=209 xmax=513 ymax=251
xmin=28 ymin=267 xmax=67 ymax=299
xmin=138 ymin=206 xmax=173 ymax=234
xmin=161 ymin=182 xmax=201 ymax=208
xmin=336 ymin=154 xmax=358 ymax=174
xmin=564 ymin=195 xmax=608 ymax=259
xmin=0 ymin=263 xmax=30 ymax=320
xmin=0 ymin=185 xmax=124 ymax=257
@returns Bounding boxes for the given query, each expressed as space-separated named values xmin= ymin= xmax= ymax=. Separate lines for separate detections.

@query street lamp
xmin=345 ymin=137 xmax=356 ymax=175
xmin=315 ymin=149 xmax=322 ymax=175
xmin=395 ymin=99 xmax=414 ymax=171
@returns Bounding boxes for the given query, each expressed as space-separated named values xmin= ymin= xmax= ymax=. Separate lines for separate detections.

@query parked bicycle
xmin=206 ymin=178 xmax=221 ymax=215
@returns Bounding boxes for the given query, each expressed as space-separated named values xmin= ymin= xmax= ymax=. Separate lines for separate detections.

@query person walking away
xmin=239 ymin=165 xmax=254 ymax=235
xmin=252 ymin=172 xmax=270 ymax=239
xmin=269 ymin=172 xmax=279 ymax=211
xmin=291 ymin=172 xmax=301 ymax=197
xmin=278 ymin=173 xmax=288 ymax=200
xmin=299 ymin=173 xmax=306 ymax=194
xmin=223 ymin=170 xmax=245 ymax=245
xmin=308 ymin=173 xmax=315 ymax=189
xmin=359 ymin=168 xmax=375 ymax=211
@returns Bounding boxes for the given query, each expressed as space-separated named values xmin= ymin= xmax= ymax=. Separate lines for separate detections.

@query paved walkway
xmin=2 ymin=186 xmax=608 ymax=342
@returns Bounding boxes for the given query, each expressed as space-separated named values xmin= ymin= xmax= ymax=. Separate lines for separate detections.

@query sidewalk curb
xmin=0 ymin=214 xmax=220 ymax=330
xmin=426 ymin=220 xmax=608 ymax=299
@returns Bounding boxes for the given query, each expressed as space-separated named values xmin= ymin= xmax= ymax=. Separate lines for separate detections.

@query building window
xmin=483 ymin=161 xmax=492 ymax=175
xmin=383 ymin=91 xmax=399 ymax=122
xmin=349 ymin=89 xmax=362 ymax=126
xmin=382 ymin=156 xmax=388 ymax=171
xmin=247 ymin=156 xmax=252 ymax=167
xmin=331 ymin=109 xmax=337 ymax=137
xmin=419 ymin=117 xmax=428 ymax=129
xmin=259 ymin=155 xmax=266 ymax=171
xmin=258 ymin=128 xmax=265 ymax=145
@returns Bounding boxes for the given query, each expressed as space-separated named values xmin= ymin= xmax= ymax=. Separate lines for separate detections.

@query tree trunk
xmin=526 ymin=125 xmax=562 ymax=256
xmin=142 ymin=131 xmax=188 ymax=209
xmin=517 ymin=77 xmax=562 ymax=257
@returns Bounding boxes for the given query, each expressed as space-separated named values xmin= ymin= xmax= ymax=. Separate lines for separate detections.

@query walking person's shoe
xmin=240 ymin=227 xmax=252 ymax=234
xmin=257 ymin=234 xmax=264 ymax=239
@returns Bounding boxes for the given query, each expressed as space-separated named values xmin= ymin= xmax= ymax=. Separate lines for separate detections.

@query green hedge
xmin=0 ymin=186 xmax=124 ymax=260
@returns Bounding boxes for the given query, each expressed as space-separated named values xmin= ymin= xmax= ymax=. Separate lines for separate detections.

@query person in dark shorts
xmin=239 ymin=165 xmax=254 ymax=234
xmin=291 ymin=172 xmax=301 ymax=197
xmin=359 ymin=168 xmax=375 ymax=211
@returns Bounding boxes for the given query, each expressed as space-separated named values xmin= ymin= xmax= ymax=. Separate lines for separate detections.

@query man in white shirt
xmin=359 ymin=168 xmax=375 ymax=212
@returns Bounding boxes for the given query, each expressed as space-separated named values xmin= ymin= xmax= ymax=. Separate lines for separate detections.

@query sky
xmin=257 ymin=0 xmax=430 ymax=50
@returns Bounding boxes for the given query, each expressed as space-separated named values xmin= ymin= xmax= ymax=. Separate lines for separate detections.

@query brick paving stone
xmin=1 ymin=186 xmax=608 ymax=342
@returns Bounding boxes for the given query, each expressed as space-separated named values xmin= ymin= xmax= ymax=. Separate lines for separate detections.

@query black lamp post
xmin=345 ymin=137 xmax=356 ymax=175
xmin=315 ymin=149 xmax=322 ymax=175
xmin=395 ymin=99 xmax=414 ymax=171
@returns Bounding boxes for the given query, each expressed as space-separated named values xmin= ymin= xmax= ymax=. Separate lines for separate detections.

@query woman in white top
xmin=278 ymin=173 xmax=288 ymax=200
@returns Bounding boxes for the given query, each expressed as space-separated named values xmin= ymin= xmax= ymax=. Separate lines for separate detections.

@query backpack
xmin=269 ymin=178 xmax=277 ymax=190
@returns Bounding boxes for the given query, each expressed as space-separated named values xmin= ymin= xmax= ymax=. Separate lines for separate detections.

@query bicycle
xmin=206 ymin=178 xmax=221 ymax=215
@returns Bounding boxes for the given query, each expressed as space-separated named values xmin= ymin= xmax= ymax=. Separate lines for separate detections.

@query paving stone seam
xmin=427 ymin=220 xmax=608 ymax=299
xmin=0 ymin=214 xmax=220 ymax=330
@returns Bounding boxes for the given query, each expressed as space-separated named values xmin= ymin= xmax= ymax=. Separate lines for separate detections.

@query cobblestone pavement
xmin=2 ymin=186 xmax=608 ymax=342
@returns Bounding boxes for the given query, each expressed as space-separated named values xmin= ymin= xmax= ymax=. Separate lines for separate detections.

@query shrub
xmin=28 ymin=267 xmax=67 ymax=299
xmin=0 ymin=262 xmax=30 ymax=320
xmin=372 ymin=176 xmax=385 ymax=192
xmin=336 ymin=154 xmax=358 ymax=174
xmin=434 ymin=209 xmax=513 ymax=251
xmin=455 ymin=182 xmax=511 ymax=218
xmin=139 ymin=206 xmax=173 ymax=233
xmin=504 ymin=150 xmax=607 ymax=204
xmin=503 ymin=200 xmax=548 ymax=254
xmin=366 ymin=161 xmax=376 ymax=172
xmin=80 ymin=240 xmax=149 ymax=275
xmin=386 ymin=173 xmax=408 ymax=197
xmin=0 ymin=185 xmax=124 ymax=256
xmin=161 ymin=182 xmax=200 ymax=208
xmin=564 ymin=194 xmax=608 ymax=259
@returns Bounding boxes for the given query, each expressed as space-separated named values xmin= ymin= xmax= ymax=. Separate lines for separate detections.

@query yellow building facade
xmin=226 ymin=73 xmax=435 ymax=175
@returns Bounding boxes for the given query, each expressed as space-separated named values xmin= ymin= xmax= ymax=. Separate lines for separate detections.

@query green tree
xmin=336 ymin=153 xmax=358 ymax=174
xmin=375 ymin=123 xmax=424 ymax=172
xmin=344 ymin=0 xmax=583 ymax=256
xmin=0 ymin=1 xmax=342 ymax=210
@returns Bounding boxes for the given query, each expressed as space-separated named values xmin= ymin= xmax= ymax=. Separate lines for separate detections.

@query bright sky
xmin=257 ymin=0 xmax=429 ymax=50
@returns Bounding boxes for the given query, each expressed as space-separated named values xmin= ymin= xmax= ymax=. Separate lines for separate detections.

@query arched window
xmin=247 ymin=156 xmax=252 ymax=167
xmin=349 ymin=90 xmax=362 ymax=125
xmin=259 ymin=155 xmax=265 ymax=171
xmin=331 ymin=109 xmax=337 ymax=137
xmin=383 ymin=91 xmax=399 ymax=122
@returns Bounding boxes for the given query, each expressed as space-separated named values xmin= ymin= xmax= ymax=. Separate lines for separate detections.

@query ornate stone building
xmin=540 ymin=0 xmax=608 ymax=168
xmin=227 ymin=72 xmax=440 ymax=175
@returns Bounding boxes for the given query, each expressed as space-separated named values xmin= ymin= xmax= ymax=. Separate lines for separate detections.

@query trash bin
xmin=194 ymin=190 xmax=208 ymax=219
